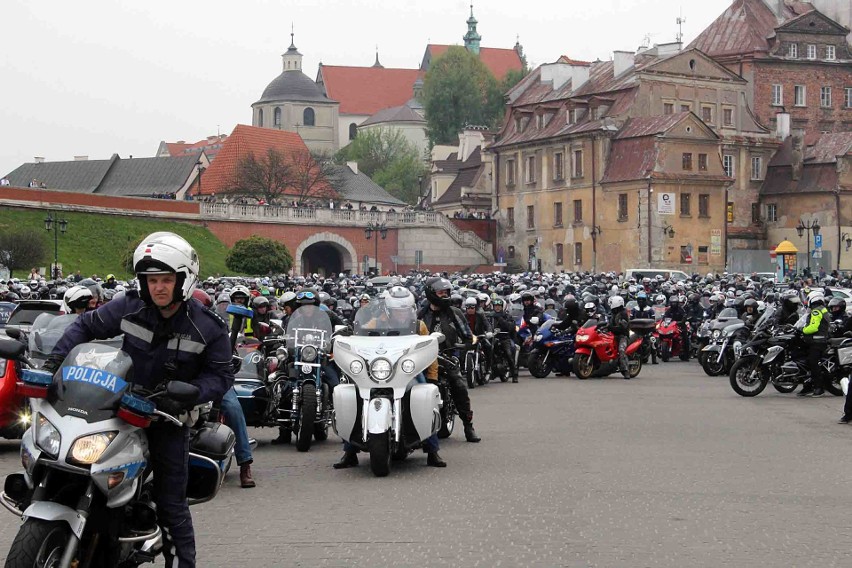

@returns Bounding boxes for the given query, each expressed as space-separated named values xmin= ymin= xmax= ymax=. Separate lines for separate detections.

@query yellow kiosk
xmin=774 ymin=239 xmax=798 ymax=281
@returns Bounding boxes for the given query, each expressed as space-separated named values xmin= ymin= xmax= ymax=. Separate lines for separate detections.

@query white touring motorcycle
xmin=332 ymin=298 xmax=443 ymax=477
xmin=0 ymin=338 xmax=234 ymax=568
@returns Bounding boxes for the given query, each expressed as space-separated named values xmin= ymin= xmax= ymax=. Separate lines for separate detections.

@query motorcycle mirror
xmin=166 ymin=381 xmax=200 ymax=403
xmin=430 ymin=332 xmax=446 ymax=344
xmin=5 ymin=328 xmax=22 ymax=340
xmin=0 ymin=338 xmax=26 ymax=359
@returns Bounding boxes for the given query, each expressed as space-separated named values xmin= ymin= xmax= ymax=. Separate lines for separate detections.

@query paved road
xmin=0 ymin=361 xmax=850 ymax=567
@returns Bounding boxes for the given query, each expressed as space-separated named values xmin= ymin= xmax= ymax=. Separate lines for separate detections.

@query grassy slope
xmin=0 ymin=207 xmax=233 ymax=279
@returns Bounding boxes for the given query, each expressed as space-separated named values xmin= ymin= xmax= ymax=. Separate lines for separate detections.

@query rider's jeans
xmin=323 ymin=363 xmax=340 ymax=389
xmin=221 ymin=387 xmax=253 ymax=465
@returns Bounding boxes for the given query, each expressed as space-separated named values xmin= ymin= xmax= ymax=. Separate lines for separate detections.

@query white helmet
xmin=807 ymin=290 xmax=825 ymax=307
xmin=64 ymin=285 xmax=94 ymax=311
xmin=608 ymin=295 xmax=625 ymax=309
xmin=385 ymin=286 xmax=415 ymax=310
xmin=133 ymin=232 xmax=199 ymax=303
xmin=229 ymin=285 xmax=251 ymax=303
xmin=463 ymin=297 xmax=478 ymax=308
xmin=654 ymin=294 xmax=666 ymax=305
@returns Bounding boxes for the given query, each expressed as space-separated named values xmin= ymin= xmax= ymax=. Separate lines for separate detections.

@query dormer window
xmin=788 ymin=43 xmax=798 ymax=58
xmin=826 ymin=45 xmax=836 ymax=61
xmin=807 ymin=44 xmax=817 ymax=60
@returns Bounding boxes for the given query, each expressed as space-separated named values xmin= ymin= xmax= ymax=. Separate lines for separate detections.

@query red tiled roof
xmin=198 ymin=124 xmax=335 ymax=198
xmin=426 ymin=44 xmax=523 ymax=80
xmin=687 ymin=0 xmax=803 ymax=57
xmin=163 ymin=135 xmax=229 ymax=160
xmin=558 ymin=56 xmax=592 ymax=66
xmin=318 ymin=65 xmax=423 ymax=115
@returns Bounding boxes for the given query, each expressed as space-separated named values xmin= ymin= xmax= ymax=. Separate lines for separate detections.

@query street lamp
xmin=195 ymin=160 xmax=206 ymax=200
xmin=364 ymin=221 xmax=387 ymax=276
xmin=590 ymin=225 xmax=602 ymax=241
xmin=43 ymin=211 xmax=68 ymax=279
xmin=796 ymin=218 xmax=820 ymax=273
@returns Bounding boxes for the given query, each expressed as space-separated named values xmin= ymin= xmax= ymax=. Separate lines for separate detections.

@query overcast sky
xmin=1 ymin=0 xmax=733 ymax=176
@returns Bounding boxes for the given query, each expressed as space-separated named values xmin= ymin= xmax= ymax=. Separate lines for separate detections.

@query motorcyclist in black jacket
xmin=775 ymin=290 xmax=802 ymax=327
xmin=418 ymin=278 xmax=481 ymax=443
xmin=489 ymin=298 xmax=519 ymax=382
xmin=608 ymin=295 xmax=631 ymax=379
xmin=555 ymin=294 xmax=583 ymax=333
xmin=663 ymin=295 xmax=690 ymax=352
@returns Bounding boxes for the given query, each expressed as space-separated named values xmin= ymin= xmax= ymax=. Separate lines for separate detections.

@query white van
xmin=624 ymin=268 xmax=690 ymax=282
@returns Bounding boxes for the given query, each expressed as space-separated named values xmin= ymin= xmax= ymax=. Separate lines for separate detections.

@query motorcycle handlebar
xmin=152 ymin=409 xmax=185 ymax=427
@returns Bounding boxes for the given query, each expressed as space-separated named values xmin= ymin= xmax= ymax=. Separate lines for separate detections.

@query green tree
xmin=0 ymin=228 xmax=48 ymax=278
xmin=335 ymin=128 xmax=427 ymax=205
xmin=422 ymin=46 xmax=505 ymax=146
xmin=225 ymin=235 xmax=292 ymax=275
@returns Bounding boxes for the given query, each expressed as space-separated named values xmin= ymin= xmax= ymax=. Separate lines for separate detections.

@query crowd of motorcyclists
xmin=5 ymin=242 xmax=852 ymax=567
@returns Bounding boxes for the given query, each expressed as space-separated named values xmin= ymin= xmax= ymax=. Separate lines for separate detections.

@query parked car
xmin=0 ymin=302 xmax=16 ymax=328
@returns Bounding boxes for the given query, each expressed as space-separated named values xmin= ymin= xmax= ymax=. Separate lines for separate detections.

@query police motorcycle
xmin=698 ymin=308 xmax=746 ymax=377
xmin=332 ymin=298 xmax=443 ymax=477
xmin=0 ymin=340 xmax=234 ymax=568
xmin=526 ymin=319 xmax=575 ymax=379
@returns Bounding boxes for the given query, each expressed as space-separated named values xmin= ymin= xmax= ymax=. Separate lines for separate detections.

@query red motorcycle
xmin=654 ymin=318 xmax=690 ymax=362
xmin=572 ymin=318 xmax=644 ymax=379
xmin=0 ymin=330 xmax=32 ymax=439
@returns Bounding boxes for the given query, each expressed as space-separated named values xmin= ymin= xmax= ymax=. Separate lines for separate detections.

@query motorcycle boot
xmin=427 ymin=452 xmax=447 ymax=467
xmin=333 ymin=451 xmax=359 ymax=469
xmin=462 ymin=412 xmax=481 ymax=442
xmin=271 ymin=428 xmax=291 ymax=445
xmin=239 ymin=463 xmax=256 ymax=488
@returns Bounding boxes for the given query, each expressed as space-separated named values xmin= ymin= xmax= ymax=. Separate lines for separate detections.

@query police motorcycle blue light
xmin=21 ymin=369 xmax=53 ymax=386
xmin=226 ymin=304 xmax=253 ymax=318
xmin=120 ymin=393 xmax=155 ymax=416
xmin=61 ymin=366 xmax=127 ymax=394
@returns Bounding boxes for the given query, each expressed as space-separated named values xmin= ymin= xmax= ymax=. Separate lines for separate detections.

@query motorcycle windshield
xmin=285 ymin=305 xmax=333 ymax=352
xmin=754 ymin=306 xmax=776 ymax=331
xmin=235 ymin=346 xmax=264 ymax=380
xmin=717 ymin=308 xmax=739 ymax=320
xmin=28 ymin=313 xmax=78 ymax=362
xmin=353 ymin=299 xmax=418 ymax=337
xmin=580 ymin=318 xmax=599 ymax=329
xmin=53 ymin=343 xmax=133 ymax=423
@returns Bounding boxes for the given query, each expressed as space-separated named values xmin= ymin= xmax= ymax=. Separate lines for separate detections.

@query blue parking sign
xmin=814 ymin=234 xmax=823 ymax=248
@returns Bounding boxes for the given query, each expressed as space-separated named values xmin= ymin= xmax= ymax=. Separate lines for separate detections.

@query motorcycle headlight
xmin=349 ymin=360 xmax=364 ymax=375
xmin=576 ymin=334 xmax=589 ymax=342
xmin=369 ymin=358 xmax=392 ymax=382
xmin=301 ymin=345 xmax=318 ymax=363
xmin=534 ymin=334 xmax=543 ymax=342
xmin=712 ymin=330 xmax=721 ymax=338
xmin=68 ymin=432 xmax=117 ymax=465
xmin=35 ymin=414 xmax=61 ymax=457
xmin=401 ymin=359 xmax=415 ymax=374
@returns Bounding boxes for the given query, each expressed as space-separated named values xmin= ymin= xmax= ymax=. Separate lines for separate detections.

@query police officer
xmin=418 ymin=277 xmax=481 ymax=443
xmin=800 ymin=290 xmax=830 ymax=397
xmin=42 ymin=232 xmax=233 ymax=568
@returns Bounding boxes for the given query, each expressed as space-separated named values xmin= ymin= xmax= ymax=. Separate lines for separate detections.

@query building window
xmin=807 ymin=44 xmax=817 ymax=60
xmin=767 ymin=203 xmax=778 ymax=222
xmin=573 ymin=199 xmax=583 ymax=223
xmin=771 ymin=84 xmax=783 ymax=106
xmin=821 ymin=86 xmax=832 ymax=108
xmin=751 ymin=202 xmax=760 ymax=223
xmin=701 ymin=105 xmax=713 ymax=123
xmin=506 ymin=207 xmax=514 ymax=228
xmin=795 ymin=85 xmax=806 ymax=107
xmin=788 ymin=43 xmax=798 ymax=58
xmin=723 ymin=107 xmax=734 ymax=127
xmin=554 ymin=152 xmax=564 ymax=180
xmin=257 ymin=108 xmax=264 ymax=126
xmin=682 ymin=153 xmax=693 ymax=170
xmin=273 ymin=107 xmax=282 ymax=126
xmin=527 ymin=205 xmax=535 ymax=229
xmin=680 ymin=193 xmax=691 ymax=216
xmin=349 ymin=123 xmax=358 ymax=140
xmin=846 ymin=87 xmax=852 ymax=108
xmin=574 ymin=242 xmax=583 ymax=265
xmin=572 ymin=150 xmax=583 ymax=177
xmin=526 ymin=156 xmax=536 ymax=184
xmin=663 ymin=102 xmax=674 ymax=115
xmin=303 ymin=107 xmax=315 ymax=126
xmin=699 ymin=194 xmax=710 ymax=218
xmin=698 ymin=245 xmax=709 ymax=265
xmin=698 ymin=154 xmax=708 ymax=171
xmin=556 ymin=243 xmax=564 ymax=265
xmin=618 ymin=193 xmax=628 ymax=221
xmin=506 ymin=159 xmax=516 ymax=186
xmin=751 ymin=156 xmax=763 ymax=180
xmin=508 ymin=246 xmax=515 ymax=259
xmin=723 ymin=154 xmax=734 ymax=178
xmin=680 ymin=103 xmax=691 ymax=113
xmin=554 ymin=202 xmax=563 ymax=227
xmin=826 ymin=45 xmax=836 ymax=61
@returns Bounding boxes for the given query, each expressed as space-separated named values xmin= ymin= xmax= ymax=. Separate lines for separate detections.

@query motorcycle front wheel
xmin=527 ymin=350 xmax=551 ymax=379
xmin=465 ymin=352 xmax=476 ymax=389
xmin=295 ymin=382 xmax=317 ymax=452
xmin=627 ymin=353 xmax=642 ymax=378
xmin=437 ymin=387 xmax=455 ymax=439
xmin=5 ymin=519 xmax=70 ymax=568
xmin=368 ymin=432 xmax=391 ymax=477
xmin=729 ymin=355 xmax=767 ymax=397
xmin=660 ymin=343 xmax=671 ymax=362
xmin=699 ymin=352 xmax=725 ymax=376
xmin=572 ymin=353 xmax=595 ymax=380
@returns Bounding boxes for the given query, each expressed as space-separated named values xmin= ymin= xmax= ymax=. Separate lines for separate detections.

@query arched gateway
xmin=294 ymin=232 xmax=357 ymax=276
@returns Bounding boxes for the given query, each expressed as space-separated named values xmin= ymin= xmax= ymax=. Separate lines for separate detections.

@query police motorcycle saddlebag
xmin=188 ymin=421 xmax=235 ymax=502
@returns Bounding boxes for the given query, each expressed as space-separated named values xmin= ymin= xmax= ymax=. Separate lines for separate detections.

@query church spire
xmin=463 ymin=3 xmax=481 ymax=55
xmin=281 ymin=23 xmax=303 ymax=71
xmin=373 ymin=45 xmax=384 ymax=68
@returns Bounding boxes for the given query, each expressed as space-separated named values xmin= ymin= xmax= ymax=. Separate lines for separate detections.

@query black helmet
xmin=688 ymin=293 xmax=700 ymax=304
xmin=251 ymin=296 xmax=270 ymax=310
xmin=296 ymin=288 xmax=320 ymax=306
xmin=829 ymin=297 xmax=846 ymax=314
xmin=425 ymin=277 xmax=452 ymax=309
xmin=744 ymin=298 xmax=758 ymax=312
xmin=563 ymin=294 xmax=577 ymax=309
xmin=520 ymin=292 xmax=535 ymax=303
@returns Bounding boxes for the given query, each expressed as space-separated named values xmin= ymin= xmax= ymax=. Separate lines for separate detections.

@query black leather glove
xmin=156 ymin=396 xmax=187 ymax=417
xmin=41 ymin=354 xmax=64 ymax=375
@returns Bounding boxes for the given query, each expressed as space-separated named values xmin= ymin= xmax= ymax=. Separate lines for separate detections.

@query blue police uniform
xmin=50 ymin=290 xmax=233 ymax=568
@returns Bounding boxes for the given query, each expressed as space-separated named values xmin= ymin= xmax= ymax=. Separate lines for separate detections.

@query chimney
xmin=540 ymin=63 xmax=573 ymax=90
xmin=34 ymin=157 xmax=45 ymax=164
xmin=570 ymin=64 xmax=590 ymax=91
xmin=791 ymin=134 xmax=804 ymax=181
xmin=613 ymin=50 xmax=634 ymax=77
xmin=776 ymin=112 xmax=791 ymax=140
xmin=459 ymin=127 xmax=484 ymax=162
xmin=347 ymin=161 xmax=358 ymax=174
xmin=74 ymin=155 xmax=88 ymax=161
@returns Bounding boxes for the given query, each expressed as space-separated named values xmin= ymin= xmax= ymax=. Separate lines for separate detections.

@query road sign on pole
xmin=814 ymin=234 xmax=823 ymax=248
